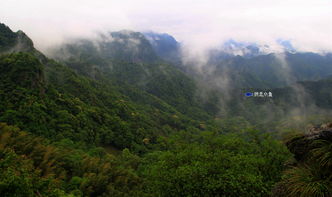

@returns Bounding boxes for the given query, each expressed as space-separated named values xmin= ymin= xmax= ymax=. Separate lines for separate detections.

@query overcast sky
xmin=1 ymin=0 xmax=332 ymax=53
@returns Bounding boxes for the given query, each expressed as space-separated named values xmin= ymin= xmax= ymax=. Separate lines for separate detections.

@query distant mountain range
xmin=141 ymin=32 xmax=332 ymax=89
xmin=210 ymin=39 xmax=297 ymax=59
xmin=142 ymin=32 xmax=298 ymax=59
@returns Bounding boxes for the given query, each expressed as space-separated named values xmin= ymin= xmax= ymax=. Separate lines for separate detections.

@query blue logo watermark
xmin=244 ymin=91 xmax=273 ymax=98
xmin=245 ymin=92 xmax=253 ymax=97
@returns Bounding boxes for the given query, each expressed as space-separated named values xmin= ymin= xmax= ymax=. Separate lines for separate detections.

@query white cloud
xmin=1 ymin=0 xmax=331 ymax=53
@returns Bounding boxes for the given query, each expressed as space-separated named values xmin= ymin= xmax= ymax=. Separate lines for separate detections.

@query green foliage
xmin=0 ymin=122 xmax=145 ymax=196
xmin=274 ymin=129 xmax=332 ymax=197
xmin=278 ymin=165 xmax=331 ymax=197
xmin=0 ymin=52 xmax=44 ymax=89
xmin=0 ymin=52 xmax=203 ymax=153
xmin=140 ymin=130 xmax=290 ymax=197
xmin=311 ymin=140 xmax=332 ymax=169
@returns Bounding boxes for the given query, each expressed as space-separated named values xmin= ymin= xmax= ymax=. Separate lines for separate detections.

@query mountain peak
xmin=0 ymin=23 xmax=34 ymax=53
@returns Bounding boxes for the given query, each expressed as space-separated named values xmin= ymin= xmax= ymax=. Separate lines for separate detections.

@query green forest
xmin=0 ymin=23 xmax=331 ymax=196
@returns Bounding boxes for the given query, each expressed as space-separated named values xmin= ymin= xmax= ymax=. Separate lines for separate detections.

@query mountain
xmin=209 ymin=39 xmax=296 ymax=59
xmin=0 ymin=24 xmax=220 ymax=196
xmin=0 ymin=23 xmax=33 ymax=53
xmin=141 ymin=34 xmax=332 ymax=91
xmin=54 ymin=29 xmax=332 ymax=124
xmin=277 ymin=39 xmax=296 ymax=52
xmin=0 ymin=24 xmax=210 ymax=153
xmin=0 ymin=23 xmax=47 ymax=61
xmin=211 ymin=39 xmax=269 ymax=58
xmin=143 ymin=32 xmax=181 ymax=63
xmin=51 ymin=31 xmax=211 ymax=119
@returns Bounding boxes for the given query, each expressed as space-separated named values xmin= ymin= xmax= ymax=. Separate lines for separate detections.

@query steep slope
xmin=51 ymin=31 xmax=211 ymax=120
xmin=0 ymin=24 xmax=206 ymax=153
xmin=0 ymin=23 xmax=46 ymax=61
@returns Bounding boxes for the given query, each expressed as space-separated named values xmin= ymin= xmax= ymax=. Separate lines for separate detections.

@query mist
xmin=1 ymin=0 xmax=332 ymax=55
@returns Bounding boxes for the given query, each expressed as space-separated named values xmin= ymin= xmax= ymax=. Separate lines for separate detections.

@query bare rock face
xmin=307 ymin=122 xmax=332 ymax=140
xmin=286 ymin=123 xmax=332 ymax=162
xmin=14 ymin=30 xmax=35 ymax=52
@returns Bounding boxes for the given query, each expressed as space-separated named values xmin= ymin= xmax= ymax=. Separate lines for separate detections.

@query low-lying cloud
xmin=1 ymin=0 xmax=331 ymax=55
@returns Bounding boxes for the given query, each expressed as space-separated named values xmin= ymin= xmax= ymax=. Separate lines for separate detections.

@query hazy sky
xmin=1 ymin=0 xmax=332 ymax=53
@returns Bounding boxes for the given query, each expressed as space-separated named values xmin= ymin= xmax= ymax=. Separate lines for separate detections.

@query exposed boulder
xmin=286 ymin=123 xmax=332 ymax=162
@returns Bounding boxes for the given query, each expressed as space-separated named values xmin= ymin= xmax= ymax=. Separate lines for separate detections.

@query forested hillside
xmin=50 ymin=31 xmax=213 ymax=120
xmin=0 ymin=22 xmax=331 ymax=196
